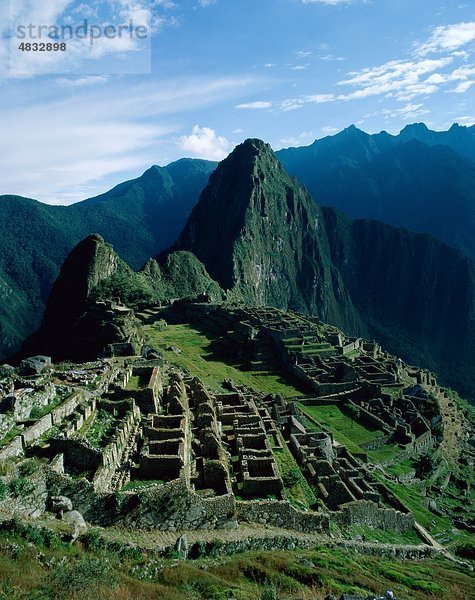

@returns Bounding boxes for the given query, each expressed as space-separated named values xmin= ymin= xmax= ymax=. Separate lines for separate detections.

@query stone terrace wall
xmin=236 ymin=500 xmax=330 ymax=534
xmin=51 ymin=391 xmax=88 ymax=426
xmin=117 ymin=479 xmax=237 ymax=530
xmin=0 ymin=435 xmax=23 ymax=460
xmin=22 ymin=414 xmax=53 ymax=447
xmin=92 ymin=402 xmax=141 ymax=492
xmin=333 ymin=500 xmax=414 ymax=532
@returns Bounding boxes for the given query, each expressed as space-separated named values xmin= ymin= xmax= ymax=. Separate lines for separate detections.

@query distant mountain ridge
xmin=1 ymin=122 xmax=475 ymax=366
xmin=176 ymin=139 xmax=475 ymax=401
xmin=23 ymin=138 xmax=475 ymax=402
xmin=0 ymin=158 xmax=216 ymax=357
xmin=276 ymin=123 xmax=475 ymax=261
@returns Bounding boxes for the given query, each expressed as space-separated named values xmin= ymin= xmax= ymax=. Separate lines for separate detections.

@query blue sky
xmin=0 ymin=0 xmax=474 ymax=204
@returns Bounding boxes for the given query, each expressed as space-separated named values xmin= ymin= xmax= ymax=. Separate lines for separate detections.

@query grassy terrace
xmin=298 ymin=404 xmax=403 ymax=464
xmin=143 ymin=321 xmax=304 ymax=398
xmin=298 ymin=404 xmax=379 ymax=455
xmin=0 ymin=426 xmax=22 ymax=449
xmin=80 ymin=410 xmax=116 ymax=449
xmin=29 ymin=395 xmax=67 ymax=420
xmin=273 ymin=434 xmax=316 ymax=509
xmin=0 ymin=520 xmax=472 ymax=600
xmin=125 ymin=372 xmax=149 ymax=391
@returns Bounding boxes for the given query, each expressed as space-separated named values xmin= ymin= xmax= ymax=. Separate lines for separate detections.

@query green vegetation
xmin=8 ymin=477 xmax=35 ymax=497
xmin=366 ymin=444 xmax=402 ymax=464
xmin=374 ymin=477 xmax=469 ymax=545
xmin=273 ymin=435 xmax=316 ymax=509
xmin=298 ymin=404 xmax=379 ymax=455
xmin=0 ymin=427 xmax=21 ymax=449
xmin=144 ymin=322 xmax=303 ymax=397
xmin=81 ymin=410 xmax=116 ymax=449
xmin=0 ymin=159 xmax=216 ymax=360
xmin=0 ymin=520 xmax=472 ymax=600
xmin=125 ymin=373 xmax=148 ymax=391
xmin=29 ymin=395 xmax=65 ymax=420
xmin=342 ymin=524 xmax=422 ymax=546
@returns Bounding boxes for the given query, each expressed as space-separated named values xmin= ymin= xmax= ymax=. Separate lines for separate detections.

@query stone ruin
xmin=1 ymin=300 xmax=460 ymax=547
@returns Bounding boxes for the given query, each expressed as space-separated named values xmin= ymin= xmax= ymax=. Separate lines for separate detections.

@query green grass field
xmin=144 ymin=322 xmax=303 ymax=398
xmin=297 ymin=404 xmax=380 ymax=453
xmin=0 ymin=520 xmax=472 ymax=600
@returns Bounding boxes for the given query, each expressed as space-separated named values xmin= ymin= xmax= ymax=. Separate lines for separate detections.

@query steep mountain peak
xmin=42 ymin=233 xmax=119 ymax=331
xmin=343 ymin=124 xmax=361 ymax=133
xmin=400 ymin=122 xmax=429 ymax=135
xmin=174 ymin=142 xmax=361 ymax=330
xmin=220 ymin=138 xmax=278 ymax=174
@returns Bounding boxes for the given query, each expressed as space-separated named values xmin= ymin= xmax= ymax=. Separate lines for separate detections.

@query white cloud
xmin=452 ymin=80 xmax=475 ymax=93
xmin=338 ymin=57 xmax=453 ymax=101
xmin=153 ymin=0 xmax=177 ymax=7
xmin=198 ymin=0 xmax=216 ymax=6
xmin=235 ymin=101 xmax=272 ymax=109
xmin=281 ymin=93 xmax=335 ymax=111
xmin=321 ymin=126 xmax=338 ymax=134
xmin=278 ymin=130 xmax=314 ymax=147
xmin=452 ymin=115 xmax=475 ymax=125
xmin=233 ymin=128 xmax=244 ymax=133
xmin=306 ymin=93 xmax=336 ymax=103
xmin=382 ymin=103 xmax=430 ymax=120
xmin=56 ymin=75 xmax=109 ymax=87
xmin=0 ymin=75 xmax=255 ymax=203
xmin=5 ymin=0 xmax=155 ymax=77
xmin=301 ymin=0 xmax=356 ymax=5
xmin=416 ymin=22 xmax=475 ymax=56
xmin=179 ymin=125 xmax=230 ymax=160
xmin=273 ymin=20 xmax=474 ymax=114
xmin=319 ymin=54 xmax=345 ymax=61
xmin=290 ymin=64 xmax=309 ymax=71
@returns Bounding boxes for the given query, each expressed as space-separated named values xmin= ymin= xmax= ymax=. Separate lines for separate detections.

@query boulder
xmin=0 ymin=364 xmax=16 ymax=377
xmin=62 ymin=510 xmax=87 ymax=541
xmin=175 ymin=534 xmax=189 ymax=559
xmin=49 ymin=495 xmax=73 ymax=515
xmin=20 ymin=356 xmax=51 ymax=376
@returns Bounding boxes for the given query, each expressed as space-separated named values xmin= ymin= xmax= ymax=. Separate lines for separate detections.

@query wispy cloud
xmin=289 ymin=64 xmax=309 ymax=71
xmin=272 ymin=19 xmax=474 ymax=113
xmin=236 ymin=101 xmax=272 ymax=109
xmin=56 ymin=75 xmax=109 ymax=87
xmin=278 ymin=130 xmax=314 ymax=147
xmin=415 ymin=21 xmax=475 ymax=56
xmin=338 ymin=57 xmax=453 ymax=101
xmin=0 ymin=75 xmax=256 ymax=203
xmin=321 ymin=126 xmax=339 ymax=134
xmin=382 ymin=103 xmax=430 ymax=120
xmin=6 ymin=0 xmax=154 ymax=77
xmin=281 ymin=94 xmax=335 ymax=111
xmin=319 ymin=54 xmax=345 ymax=61
xmin=179 ymin=125 xmax=229 ymax=160
xmin=301 ymin=0 xmax=357 ymax=5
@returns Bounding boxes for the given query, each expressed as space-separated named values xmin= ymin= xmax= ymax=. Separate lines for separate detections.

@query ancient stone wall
xmin=51 ymin=391 xmax=89 ymax=426
xmin=22 ymin=414 xmax=53 ymax=447
xmin=50 ymin=438 xmax=103 ymax=473
xmin=236 ymin=499 xmax=330 ymax=533
xmin=345 ymin=401 xmax=391 ymax=434
xmin=93 ymin=402 xmax=141 ymax=491
xmin=333 ymin=500 xmax=414 ymax=532
xmin=0 ymin=435 xmax=23 ymax=460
